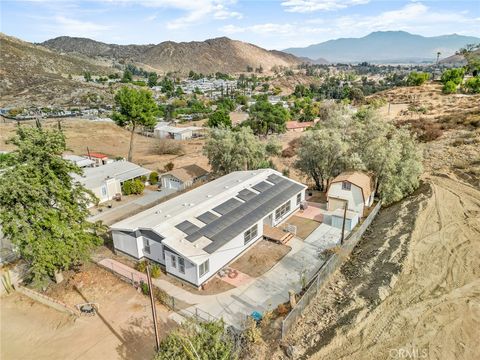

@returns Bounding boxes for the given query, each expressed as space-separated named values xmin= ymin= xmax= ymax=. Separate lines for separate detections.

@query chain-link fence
xmin=281 ymin=201 xmax=382 ymax=339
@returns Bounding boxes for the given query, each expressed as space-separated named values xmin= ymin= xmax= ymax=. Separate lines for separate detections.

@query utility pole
xmin=146 ymin=265 xmax=160 ymax=352
xmin=340 ymin=201 xmax=348 ymax=246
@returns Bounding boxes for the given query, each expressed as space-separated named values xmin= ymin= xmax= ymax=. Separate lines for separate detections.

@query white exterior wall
xmin=142 ymin=241 xmax=165 ymax=265
xmin=112 ymin=230 xmax=142 ymax=259
xmin=91 ymin=178 xmax=121 ymax=206
xmin=161 ymin=175 xmax=188 ymax=190
xmin=327 ymin=183 xmax=364 ymax=215
xmin=198 ymin=218 xmax=264 ymax=286
xmin=164 ymin=248 xmax=198 ymax=284
xmin=272 ymin=192 xmax=303 ymax=226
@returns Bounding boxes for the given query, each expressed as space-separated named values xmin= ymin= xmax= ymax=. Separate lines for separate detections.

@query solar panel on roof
xmin=212 ymin=198 xmax=243 ymax=215
xmin=237 ymin=188 xmax=257 ymax=202
xmin=196 ymin=211 xmax=219 ymax=224
xmin=252 ymin=181 xmax=273 ymax=192
xmin=200 ymin=177 xmax=305 ymax=254
xmin=175 ymin=220 xmax=201 ymax=236
xmin=267 ymin=174 xmax=283 ymax=184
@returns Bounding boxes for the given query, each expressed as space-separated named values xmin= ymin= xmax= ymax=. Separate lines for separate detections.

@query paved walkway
xmin=97 ymin=223 xmax=344 ymax=329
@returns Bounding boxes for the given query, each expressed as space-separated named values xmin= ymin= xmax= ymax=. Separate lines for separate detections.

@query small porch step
xmin=263 ymin=224 xmax=294 ymax=244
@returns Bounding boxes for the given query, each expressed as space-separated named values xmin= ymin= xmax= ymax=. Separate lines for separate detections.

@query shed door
xmin=328 ymin=198 xmax=346 ymax=212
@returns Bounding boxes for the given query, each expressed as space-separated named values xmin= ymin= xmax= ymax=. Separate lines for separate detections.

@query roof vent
xmin=189 ymin=203 xmax=195 ymax=206
xmin=165 ymin=214 xmax=171 ymax=218
xmin=207 ymin=194 xmax=213 ymax=198
xmin=224 ymin=185 xmax=229 ymax=189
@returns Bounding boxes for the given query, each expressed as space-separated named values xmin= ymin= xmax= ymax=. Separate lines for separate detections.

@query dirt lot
xmin=0 ymin=263 xmax=176 ymax=360
xmin=230 ymin=240 xmax=291 ymax=278
xmin=0 ymin=118 xmax=210 ymax=173
xmin=284 ymin=215 xmax=320 ymax=239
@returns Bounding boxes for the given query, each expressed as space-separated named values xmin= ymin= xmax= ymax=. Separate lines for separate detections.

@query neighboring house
xmin=286 ymin=119 xmax=319 ymax=132
xmin=85 ymin=152 xmax=111 ymax=166
xmin=63 ymin=154 xmax=95 ymax=168
xmin=160 ymin=164 xmax=209 ymax=190
xmin=327 ymin=171 xmax=375 ymax=217
xmin=154 ymin=124 xmax=205 ymax=140
xmin=110 ymin=169 xmax=306 ymax=287
xmin=72 ymin=161 xmax=151 ymax=206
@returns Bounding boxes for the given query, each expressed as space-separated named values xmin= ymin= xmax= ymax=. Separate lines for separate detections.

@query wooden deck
xmin=263 ymin=224 xmax=294 ymax=244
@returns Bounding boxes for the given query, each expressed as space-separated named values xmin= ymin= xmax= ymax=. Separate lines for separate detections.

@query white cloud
xmin=106 ymin=0 xmax=242 ymax=29
xmin=52 ymin=16 xmax=112 ymax=37
xmin=282 ymin=0 xmax=370 ymax=13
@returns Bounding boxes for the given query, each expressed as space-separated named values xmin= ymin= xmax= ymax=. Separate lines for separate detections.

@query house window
xmin=296 ymin=193 xmax=301 ymax=205
xmin=342 ymin=181 xmax=351 ymax=191
xmin=171 ymin=255 xmax=177 ymax=268
xmin=199 ymin=260 xmax=209 ymax=277
xmin=101 ymin=185 xmax=107 ymax=197
xmin=178 ymin=257 xmax=185 ymax=274
xmin=143 ymin=239 xmax=150 ymax=254
xmin=275 ymin=201 xmax=291 ymax=220
xmin=244 ymin=224 xmax=258 ymax=245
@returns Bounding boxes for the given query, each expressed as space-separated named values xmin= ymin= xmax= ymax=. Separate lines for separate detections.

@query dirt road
xmin=281 ymin=175 xmax=480 ymax=359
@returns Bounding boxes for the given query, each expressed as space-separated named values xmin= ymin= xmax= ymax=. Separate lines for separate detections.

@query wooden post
xmin=340 ymin=201 xmax=348 ymax=246
xmin=146 ymin=265 xmax=160 ymax=352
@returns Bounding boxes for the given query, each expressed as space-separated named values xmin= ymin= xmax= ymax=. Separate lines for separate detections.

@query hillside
xmin=284 ymin=31 xmax=480 ymax=63
xmin=0 ymin=33 xmax=114 ymax=107
xmin=440 ymin=48 xmax=480 ymax=66
xmin=42 ymin=36 xmax=303 ymax=74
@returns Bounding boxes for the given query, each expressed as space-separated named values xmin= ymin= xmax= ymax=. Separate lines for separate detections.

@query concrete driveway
xmin=149 ymin=223 xmax=343 ymax=328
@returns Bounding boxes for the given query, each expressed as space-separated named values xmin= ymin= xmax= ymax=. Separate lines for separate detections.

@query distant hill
xmin=439 ymin=49 xmax=480 ymax=66
xmin=42 ymin=36 xmax=302 ymax=74
xmin=284 ymin=31 xmax=480 ymax=64
xmin=0 ymin=33 xmax=113 ymax=107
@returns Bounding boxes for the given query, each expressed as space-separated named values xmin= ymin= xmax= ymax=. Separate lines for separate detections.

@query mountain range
xmin=40 ymin=36 xmax=302 ymax=74
xmin=284 ymin=31 xmax=480 ymax=64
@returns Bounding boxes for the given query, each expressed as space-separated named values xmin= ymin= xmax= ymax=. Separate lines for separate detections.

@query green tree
xmin=148 ymin=72 xmax=158 ymax=87
xmin=0 ymin=125 xmax=102 ymax=284
xmin=294 ymin=129 xmax=348 ymax=190
xmin=440 ymin=68 xmax=465 ymax=85
xmin=121 ymin=179 xmax=145 ymax=195
xmin=83 ymin=71 xmax=92 ymax=82
xmin=149 ymin=171 xmax=159 ymax=184
xmin=207 ymin=110 xmax=232 ymax=128
xmin=246 ymin=100 xmax=289 ymax=136
xmin=121 ymin=69 xmax=133 ymax=83
xmin=154 ymin=319 xmax=236 ymax=360
xmin=112 ymin=87 xmax=158 ymax=161
xmin=406 ymin=72 xmax=430 ymax=86
xmin=203 ymin=127 xmax=272 ymax=175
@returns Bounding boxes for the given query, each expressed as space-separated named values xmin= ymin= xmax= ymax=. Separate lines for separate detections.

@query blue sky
xmin=1 ymin=1 xmax=479 ymax=49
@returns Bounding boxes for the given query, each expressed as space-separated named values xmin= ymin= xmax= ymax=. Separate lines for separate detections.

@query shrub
xmin=277 ymin=303 xmax=289 ymax=315
xmin=140 ymin=281 xmax=150 ymax=295
xmin=443 ymin=80 xmax=457 ymax=94
xmin=244 ymin=317 xmax=262 ymax=344
xmin=282 ymin=146 xmax=296 ymax=158
xmin=407 ymin=72 xmax=430 ymax=86
xmin=164 ymin=162 xmax=174 ymax=172
xmin=149 ymin=171 xmax=159 ymax=184
xmin=441 ymin=68 xmax=465 ymax=85
xmin=122 ymin=179 xmax=145 ymax=195
xmin=151 ymin=264 xmax=161 ymax=278
xmin=135 ymin=260 xmax=147 ymax=273
xmin=155 ymin=139 xmax=185 ymax=155
xmin=465 ymin=76 xmax=480 ymax=94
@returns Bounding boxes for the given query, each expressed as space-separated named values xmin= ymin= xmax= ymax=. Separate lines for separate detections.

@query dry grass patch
xmin=230 ymin=240 xmax=291 ymax=278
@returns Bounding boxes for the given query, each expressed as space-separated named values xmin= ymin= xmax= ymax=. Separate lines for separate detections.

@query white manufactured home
xmin=110 ymin=169 xmax=306 ymax=287
xmin=72 ymin=161 xmax=151 ymax=206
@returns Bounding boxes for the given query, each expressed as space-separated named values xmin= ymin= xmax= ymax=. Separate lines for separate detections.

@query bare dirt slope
xmin=283 ymin=175 xmax=480 ymax=360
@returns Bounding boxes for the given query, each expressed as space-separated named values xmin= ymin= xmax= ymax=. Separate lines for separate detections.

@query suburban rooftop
xmin=110 ymin=169 xmax=306 ymax=263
